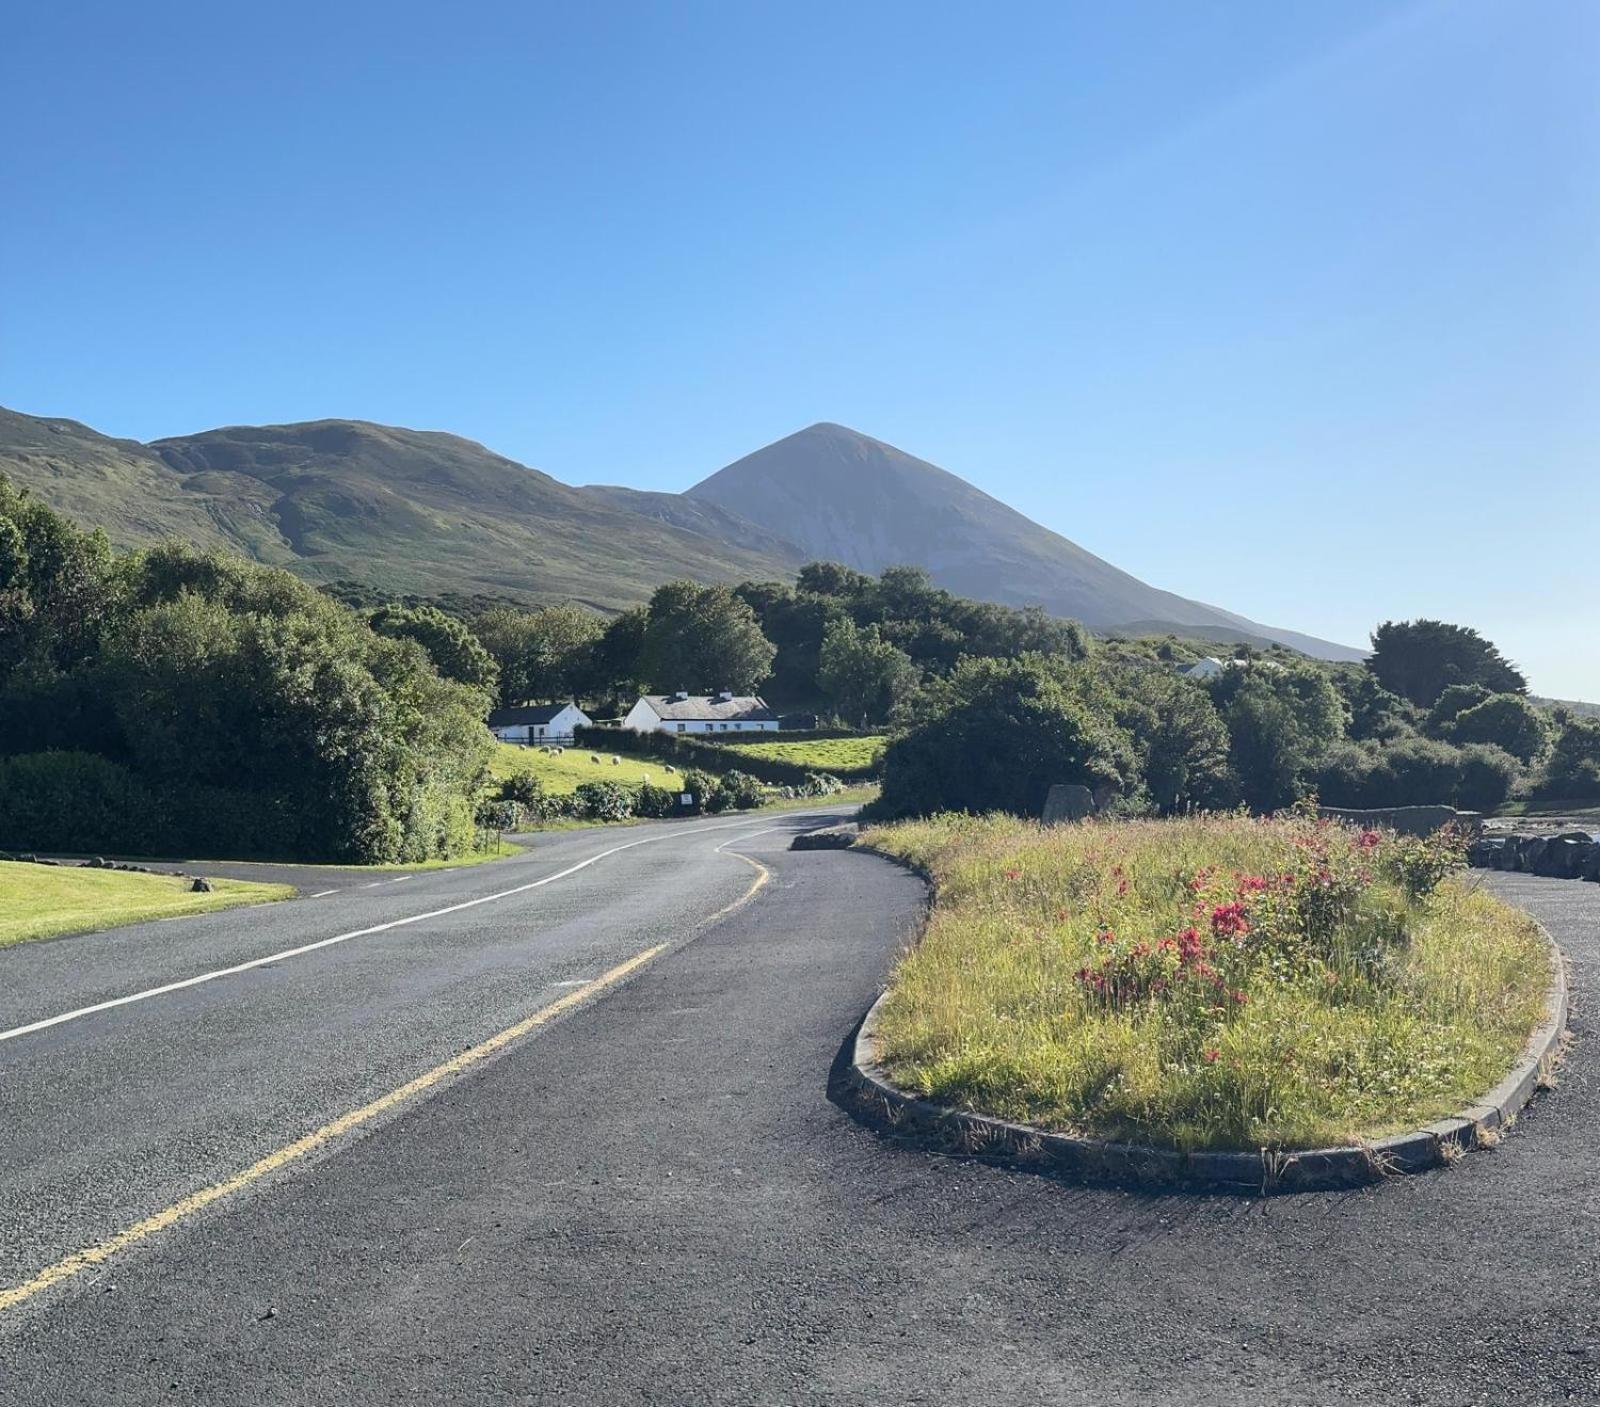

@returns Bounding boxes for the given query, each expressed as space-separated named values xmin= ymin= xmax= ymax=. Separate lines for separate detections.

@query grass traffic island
xmin=0 ymin=861 xmax=294 ymax=949
xmin=855 ymin=811 xmax=1561 ymax=1189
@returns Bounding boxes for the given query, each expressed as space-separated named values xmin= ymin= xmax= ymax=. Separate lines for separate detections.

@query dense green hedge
xmin=572 ymin=725 xmax=875 ymax=785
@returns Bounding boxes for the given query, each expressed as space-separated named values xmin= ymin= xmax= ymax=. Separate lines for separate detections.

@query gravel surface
xmin=0 ymin=846 xmax=1594 ymax=1405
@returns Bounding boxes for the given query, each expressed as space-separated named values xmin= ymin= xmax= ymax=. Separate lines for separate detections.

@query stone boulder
xmin=1042 ymin=784 xmax=1096 ymax=825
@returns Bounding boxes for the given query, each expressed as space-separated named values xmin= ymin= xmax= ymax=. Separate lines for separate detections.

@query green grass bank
xmin=0 ymin=862 xmax=293 ymax=949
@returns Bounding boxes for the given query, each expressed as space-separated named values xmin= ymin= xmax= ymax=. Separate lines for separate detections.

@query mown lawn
xmin=719 ymin=735 xmax=887 ymax=773
xmin=864 ymin=812 xmax=1552 ymax=1151
xmin=0 ymin=862 xmax=293 ymax=948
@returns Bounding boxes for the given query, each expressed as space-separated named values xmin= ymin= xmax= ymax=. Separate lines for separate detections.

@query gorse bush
xmin=866 ymin=812 xmax=1547 ymax=1151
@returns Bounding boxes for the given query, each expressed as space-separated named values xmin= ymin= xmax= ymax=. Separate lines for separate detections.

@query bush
xmin=1446 ymin=693 xmax=1548 ymax=764
xmin=877 ymin=656 xmax=1132 ymax=819
xmin=679 ymin=768 xmax=720 ymax=814
xmin=0 ymin=751 xmax=157 ymax=855
xmin=632 ymin=781 xmax=679 ymax=818
xmin=498 ymin=768 xmax=545 ymax=809
xmin=1452 ymin=744 xmax=1519 ymax=812
xmin=719 ymin=770 xmax=764 ymax=810
xmin=572 ymin=780 xmax=632 ymax=822
xmin=1533 ymin=716 xmax=1600 ymax=802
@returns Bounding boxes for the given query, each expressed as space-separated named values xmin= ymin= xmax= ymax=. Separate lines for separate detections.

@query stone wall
xmin=1470 ymin=831 xmax=1600 ymax=882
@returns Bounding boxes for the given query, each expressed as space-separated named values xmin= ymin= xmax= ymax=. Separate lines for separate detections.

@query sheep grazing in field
xmin=665 ymin=764 xmax=677 ymax=774
xmin=611 ymin=755 xmax=620 ymax=765
xmin=589 ymin=754 xmax=600 ymax=764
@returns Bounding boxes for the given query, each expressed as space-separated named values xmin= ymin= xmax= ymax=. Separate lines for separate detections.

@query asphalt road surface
xmin=0 ymin=829 xmax=1595 ymax=1405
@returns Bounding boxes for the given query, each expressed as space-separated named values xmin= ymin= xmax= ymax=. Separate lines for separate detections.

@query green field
xmin=719 ymin=735 xmax=887 ymax=773
xmin=865 ymin=812 xmax=1551 ymax=1152
xmin=490 ymin=742 xmax=687 ymax=795
xmin=0 ymin=862 xmax=293 ymax=949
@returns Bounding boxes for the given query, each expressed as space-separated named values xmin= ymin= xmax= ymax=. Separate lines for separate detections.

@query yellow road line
xmin=0 ymin=833 xmax=780 ymax=1317
xmin=0 ymin=942 xmax=666 ymax=1316
xmin=0 ymin=838 xmax=780 ymax=1318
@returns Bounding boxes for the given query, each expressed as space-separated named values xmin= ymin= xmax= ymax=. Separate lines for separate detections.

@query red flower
xmin=1210 ymin=902 xmax=1251 ymax=939
xmin=1203 ymin=1048 xmax=1220 ymax=1063
xmin=1231 ymin=990 xmax=1249 ymax=1005
xmin=1116 ymin=878 xmax=1129 ymax=897
xmin=1003 ymin=868 xmax=1021 ymax=881
xmin=1358 ymin=829 xmax=1383 ymax=851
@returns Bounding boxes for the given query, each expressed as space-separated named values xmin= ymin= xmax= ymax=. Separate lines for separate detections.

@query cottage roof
xmin=487 ymin=703 xmax=579 ymax=727
xmin=640 ymin=694 xmax=776 ymax=723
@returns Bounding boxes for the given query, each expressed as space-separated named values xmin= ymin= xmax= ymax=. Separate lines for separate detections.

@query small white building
xmin=622 ymin=691 xmax=780 ymax=736
xmin=487 ymin=702 xmax=591 ymax=745
xmin=1181 ymin=657 xmax=1226 ymax=681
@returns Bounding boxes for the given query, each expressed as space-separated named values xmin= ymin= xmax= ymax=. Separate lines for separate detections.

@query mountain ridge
xmin=0 ymin=406 xmax=1361 ymax=659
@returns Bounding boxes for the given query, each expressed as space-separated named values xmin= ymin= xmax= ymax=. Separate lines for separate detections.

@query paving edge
xmin=838 ymin=907 xmax=1569 ymax=1196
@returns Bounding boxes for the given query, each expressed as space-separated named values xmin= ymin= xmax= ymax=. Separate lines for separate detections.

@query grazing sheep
xmin=590 ymin=754 xmax=600 ymax=764
xmin=665 ymin=764 xmax=677 ymax=774
xmin=611 ymin=755 xmax=620 ymax=765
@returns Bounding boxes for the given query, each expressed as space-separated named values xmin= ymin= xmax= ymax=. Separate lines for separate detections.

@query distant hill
xmin=0 ymin=410 xmax=801 ymax=611
xmin=0 ymin=406 xmax=1361 ymax=659
xmin=689 ymin=423 xmax=1363 ymax=660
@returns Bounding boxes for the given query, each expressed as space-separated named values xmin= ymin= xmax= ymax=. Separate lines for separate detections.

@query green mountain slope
xmin=0 ymin=406 xmax=1361 ymax=659
xmin=0 ymin=410 xmax=801 ymax=610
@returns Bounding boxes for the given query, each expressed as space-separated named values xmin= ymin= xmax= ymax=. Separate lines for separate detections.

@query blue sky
xmin=4 ymin=1 xmax=1596 ymax=696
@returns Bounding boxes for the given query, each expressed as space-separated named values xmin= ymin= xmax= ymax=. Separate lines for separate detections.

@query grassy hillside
xmin=717 ymin=735 xmax=886 ymax=774
xmin=490 ymin=742 xmax=686 ymax=795
xmin=0 ymin=409 xmax=801 ymax=610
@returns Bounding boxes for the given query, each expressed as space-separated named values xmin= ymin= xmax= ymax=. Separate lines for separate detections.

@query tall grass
xmin=866 ymin=812 xmax=1550 ymax=1151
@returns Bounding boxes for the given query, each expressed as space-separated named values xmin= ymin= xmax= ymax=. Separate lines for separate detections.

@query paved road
xmin=0 ymin=842 xmax=1595 ymax=1404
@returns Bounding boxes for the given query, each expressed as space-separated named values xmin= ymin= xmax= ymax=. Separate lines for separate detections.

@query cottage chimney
xmin=716 ymin=689 xmax=734 ymax=703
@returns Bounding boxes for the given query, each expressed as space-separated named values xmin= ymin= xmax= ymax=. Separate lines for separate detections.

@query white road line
xmin=389 ymin=875 xmax=415 ymax=883
xmin=0 ymin=817 xmax=790 ymax=1046
xmin=309 ymin=890 xmax=337 ymax=899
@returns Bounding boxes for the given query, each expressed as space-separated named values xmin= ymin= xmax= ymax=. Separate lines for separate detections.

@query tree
xmin=472 ymin=603 xmax=604 ymax=707
xmin=1367 ymin=620 xmax=1526 ymax=708
xmin=1445 ymin=693 xmax=1548 ymax=765
xmin=1140 ymin=679 xmax=1236 ymax=813
xmin=1426 ymin=682 xmax=1492 ymax=734
xmin=1209 ymin=663 xmax=1344 ymax=811
xmin=1535 ymin=715 xmax=1600 ymax=801
xmin=875 ymin=656 xmax=1134 ymax=818
xmin=638 ymin=581 xmax=775 ymax=694
xmin=582 ymin=605 xmax=650 ymax=706
xmin=370 ymin=603 xmax=498 ymax=697
xmin=1332 ymin=667 xmax=1417 ymax=742
xmin=817 ymin=618 xmax=917 ymax=727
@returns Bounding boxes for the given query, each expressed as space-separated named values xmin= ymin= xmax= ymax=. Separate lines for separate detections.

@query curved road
xmin=0 ymin=831 xmax=1595 ymax=1404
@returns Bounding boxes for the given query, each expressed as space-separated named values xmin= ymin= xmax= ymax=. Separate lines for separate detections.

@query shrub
xmin=679 ymin=768 xmax=720 ymax=814
xmin=498 ymin=768 xmax=545 ymax=809
xmin=632 ymin=781 xmax=679 ymax=818
xmin=1446 ymin=693 xmax=1548 ymax=764
xmin=572 ymin=780 xmax=632 ymax=822
xmin=1533 ymin=716 xmax=1600 ymax=802
xmin=877 ymin=656 xmax=1132 ymax=819
xmin=720 ymin=769 xmax=764 ymax=810
xmin=0 ymin=751 xmax=157 ymax=855
xmin=1452 ymin=744 xmax=1519 ymax=811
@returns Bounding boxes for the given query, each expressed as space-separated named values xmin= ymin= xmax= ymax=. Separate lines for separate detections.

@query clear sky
xmin=4 ymin=1 xmax=1596 ymax=696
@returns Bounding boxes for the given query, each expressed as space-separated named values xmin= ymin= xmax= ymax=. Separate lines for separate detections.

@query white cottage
xmin=622 ymin=691 xmax=780 ymax=736
xmin=1180 ymin=657 xmax=1226 ymax=681
xmin=486 ymin=702 xmax=591 ymax=745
